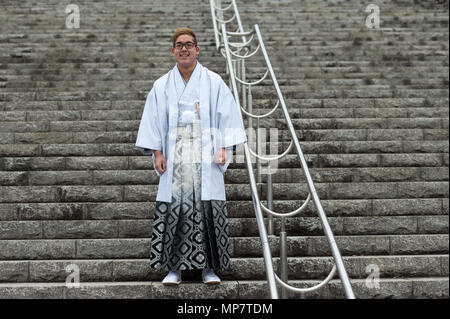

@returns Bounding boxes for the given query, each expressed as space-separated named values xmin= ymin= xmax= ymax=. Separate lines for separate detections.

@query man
xmin=135 ymin=27 xmax=247 ymax=286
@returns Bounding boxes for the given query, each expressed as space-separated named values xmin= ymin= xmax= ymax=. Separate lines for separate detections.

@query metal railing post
xmin=221 ymin=21 xmax=279 ymax=299
xmin=253 ymin=24 xmax=355 ymax=299
xmin=280 ymin=217 xmax=288 ymax=299
xmin=267 ymin=164 xmax=274 ymax=236
xmin=209 ymin=0 xmax=355 ymax=300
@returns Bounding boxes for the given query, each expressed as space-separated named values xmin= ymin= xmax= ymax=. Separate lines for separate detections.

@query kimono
xmin=135 ymin=61 xmax=247 ymax=271
xmin=135 ymin=61 xmax=247 ymax=202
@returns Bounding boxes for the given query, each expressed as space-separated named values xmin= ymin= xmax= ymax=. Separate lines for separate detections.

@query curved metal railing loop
xmin=228 ymin=34 xmax=255 ymax=48
xmin=225 ymin=29 xmax=255 ymax=37
xmin=248 ymin=139 xmax=293 ymax=162
xmin=240 ymin=99 xmax=279 ymax=119
xmin=274 ymin=265 xmax=337 ymax=293
xmin=217 ymin=27 xmax=251 ymax=38
xmin=213 ymin=1 xmax=234 ymax=11
xmin=219 ymin=46 xmax=252 ymax=61
xmin=228 ymin=44 xmax=261 ymax=59
xmin=235 ymin=68 xmax=268 ymax=86
xmin=260 ymin=192 xmax=311 ymax=218
xmin=215 ymin=13 xmax=236 ymax=24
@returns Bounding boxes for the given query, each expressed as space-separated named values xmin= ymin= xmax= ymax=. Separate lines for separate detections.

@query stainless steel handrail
xmin=210 ymin=0 xmax=356 ymax=299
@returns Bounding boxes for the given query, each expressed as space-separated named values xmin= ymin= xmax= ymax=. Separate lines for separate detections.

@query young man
xmin=135 ymin=27 xmax=247 ymax=286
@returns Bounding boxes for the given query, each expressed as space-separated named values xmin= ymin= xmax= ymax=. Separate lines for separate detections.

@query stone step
xmin=0 ymin=235 xmax=448 ymax=260
xmin=0 ymin=60 xmax=444 ymax=72
xmin=0 ymin=255 xmax=447 ymax=283
xmin=10 ymin=153 xmax=445 ymax=171
xmin=0 ymin=181 xmax=448 ymax=203
xmin=1 ymin=77 xmax=447 ymax=90
xmin=2 ymin=106 xmax=449 ymax=121
xmin=0 ymin=198 xmax=447 ymax=221
xmin=1 ymin=79 xmax=447 ymax=93
xmin=0 ymin=48 xmax=447 ymax=62
xmin=1 ymin=97 xmax=448 ymax=112
xmin=0 ymin=215 xmax=447 ymax=240
xmin=0 ymin=65 xmax=447 ymax=78
xmin=0 ymin=88 xmax=447 ymax=100
xmin=0 ymin=141 xmax=447 ymax=157
xmin=1 ymin=39 xmax=446 ymax=49
xmin=1 ymin=128 xmax=448 ymax=145
xmin=1 ymin=64 xmax=447 ymax=77
xmin=0 ymin=167 xmax=448 ymax=186
xmin=1 ymin=118 xmax=448 ymax=133
xmin=0 ymin=277 xmax=448 ymax=299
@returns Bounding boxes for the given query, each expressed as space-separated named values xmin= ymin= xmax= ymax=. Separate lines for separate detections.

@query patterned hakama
xmin=149 ymin=122 xmax=231 ymax=271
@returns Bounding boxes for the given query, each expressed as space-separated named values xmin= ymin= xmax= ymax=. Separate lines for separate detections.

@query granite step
xmin=0 ymin=215 xmax=447 ymax=239
xmin=0 ymin=181 xmax=448 ymax=202
xmin=0 ymin=255 xmax=447 ymax=283
xmin=0 ymin=167 xmax=448 ymax=186
xmin=1 ymin=118 xmax=447 ymax=133
xmin=0 ymin=234 xmax=448 ymax=260
xmin=1 ymin=97 xmax=448 ymax=112
xmin=0 ymin=198 xmax=446 ymax=221
xmin=0 ymin=277 xmax=447 ymax=299
xmin=1 ymin=128 xmax=448 ymax=145
xmin=0 ymin=141 xmax=448 ymax=157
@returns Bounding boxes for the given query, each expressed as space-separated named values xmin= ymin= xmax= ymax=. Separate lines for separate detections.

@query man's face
xmin=171 ymin=34 xmax=200 ymax=68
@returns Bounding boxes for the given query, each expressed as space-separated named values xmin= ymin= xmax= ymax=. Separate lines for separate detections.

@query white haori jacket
xmin=135 ymin=61 xmax=247 ymax=202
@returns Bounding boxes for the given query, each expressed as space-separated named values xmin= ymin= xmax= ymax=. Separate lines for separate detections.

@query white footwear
xmin=202 ymin=268 xmax=221 ymax=285
xmin=162 ymin=270 xmax=182 ymax=286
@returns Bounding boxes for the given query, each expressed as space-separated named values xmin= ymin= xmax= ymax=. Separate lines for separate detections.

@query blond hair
xmin=172 ymin=27 xmax=197 ymax=47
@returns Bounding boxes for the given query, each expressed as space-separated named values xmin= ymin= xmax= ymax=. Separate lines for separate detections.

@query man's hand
xmin=215 ymin=148 xmax=227 ymax=166
xmin=154 ymin=150 xmax=166 ymax=175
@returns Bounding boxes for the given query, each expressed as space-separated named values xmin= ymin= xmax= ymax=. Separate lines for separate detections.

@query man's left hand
xmin=215 ymin=148 xmax=227 ymax=166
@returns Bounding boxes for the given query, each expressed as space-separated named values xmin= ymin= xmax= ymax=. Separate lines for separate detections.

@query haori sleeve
xmin=216 ymin=79 xmax=248 ymax=149
xmin=135 ymin=87 xmax=163 ymax=177
xmin=135 ymin=87 xmax=162 ymax=155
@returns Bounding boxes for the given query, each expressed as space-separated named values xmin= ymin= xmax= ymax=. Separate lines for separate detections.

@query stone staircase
xmin=0 ymin=0 xmax=448 ymax=299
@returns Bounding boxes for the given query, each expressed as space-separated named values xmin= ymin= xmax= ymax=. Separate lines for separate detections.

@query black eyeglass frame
xmin=173 ymin=41 xmax=198 ymax=50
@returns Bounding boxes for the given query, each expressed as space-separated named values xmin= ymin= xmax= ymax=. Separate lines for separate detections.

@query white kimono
xmin=135 ymin=61 xmax=247 ymax=202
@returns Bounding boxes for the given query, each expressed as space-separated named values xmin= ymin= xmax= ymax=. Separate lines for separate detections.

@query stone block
xmin=381 ymin=153 xmax=442 ymax=167
xmin=76 ymin=239 xmax=151 ymax=259
xmin=118 ymin=220 xmax=152 ymax=238
xmin=418 ymin=216 xmax=449 ymax=234
xmin=0 ymin=240 xmax=76 ymax=259
xmin=0 ymin=221 xmax=42 ymax=239
xmin=29 ymin=260 xmax=113 ymax=282
xmin=397 ymin=182 xmax=448 ymax=198
xmin=29 ymin=171 xmax=92 ymax=186
xmin=390 ymin=235 xmax=449 ymax=254
xmin=43 ymin=220 xmax=118 ymax=239
xmin=0 ymin=283 xmax=64 ymax=299
xmin=343 ymin=216 xmax=417 ymax=235
xmin=112 ymin=260 xmax=158 ymax=281
xmin=64 ymin=282 xmax=152 ymax=299
xmin=367 ymin=129 xmax=423 ymax=141
xmin=0 ymin=261 xmax=29 ymax=282
xmin=412 ymin=278 xmax=449 ymax=299
xmin=376 ymin=199 xmax=442 ymax=216
xmin=311 ymin=235 xmax=390 ymax=256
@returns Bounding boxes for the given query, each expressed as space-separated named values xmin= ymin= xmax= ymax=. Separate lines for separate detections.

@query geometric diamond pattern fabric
xmin=150 ymin=122 xmax=231 ymax=271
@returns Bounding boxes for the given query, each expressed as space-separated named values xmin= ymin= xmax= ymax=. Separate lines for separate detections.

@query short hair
xmin=172 ymin=27 xmax=197 ymax=47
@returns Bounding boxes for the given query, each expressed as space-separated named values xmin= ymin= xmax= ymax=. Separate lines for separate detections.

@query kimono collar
xmin=173 ymin=61 xmax=202 ymax=100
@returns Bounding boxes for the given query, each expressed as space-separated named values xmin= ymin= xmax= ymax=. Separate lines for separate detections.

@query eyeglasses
xmin=174 ymin=41 xmax=197 ymax=50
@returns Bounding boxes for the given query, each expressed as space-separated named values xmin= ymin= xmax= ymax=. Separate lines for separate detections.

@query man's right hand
xmin=154 ymin=150 xmax=166 ymax=175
